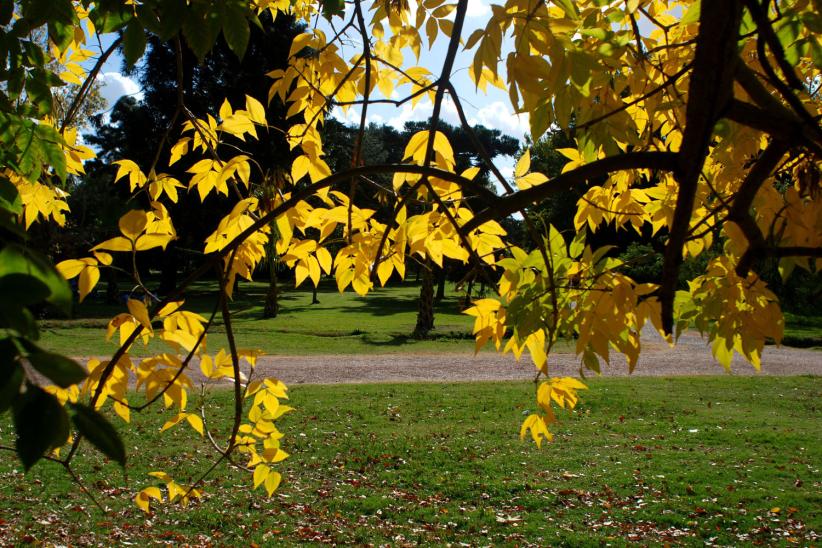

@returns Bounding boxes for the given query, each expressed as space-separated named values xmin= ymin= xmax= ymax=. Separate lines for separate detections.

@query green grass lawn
xmin=1 ymin=377 xmax=819 ymax=545
xmin=782 ymin=313 xmax=822 ymax=349
xmin=36 ymin=278 xmax=817 ymax=357
xmin=37 ymin=280 xmax=491 ymax=356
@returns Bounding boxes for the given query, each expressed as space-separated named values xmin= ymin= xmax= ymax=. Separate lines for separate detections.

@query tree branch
xmin=659 ymin=0 xmax=744 ymax=334
xmin=462 ymin=151 xmax=678 ymax=233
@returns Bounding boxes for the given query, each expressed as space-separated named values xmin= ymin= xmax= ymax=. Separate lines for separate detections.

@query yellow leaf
xmin=308 ymin=256 xmax=321 ymax=287
xmin=56 ymin=259 xmax=86 ymax=279
xmin=78 ymin=265 xmax=100 ymax=303
xmin=186 ymin=413 xmax=204 ymax=436
xmin=113 ymin=401 xmax=130 ymax=423
xmin=161 ymin=413 xmax=185 ymax=432
xmin=219 ymin=98 xmax=233 ymax=121
xmin=127 ymin=299 xmax=153 ymax=331
xmin=461 ymin=166 xmax=480 ymax=180
xmin=520 ymin=414 xmax=553 ymax=448
xmin=92 ymin=237 xmax=132 ymax=252
xmin=307 ymin=158 xmax=331 ymax=183
xmin=245 ymin=95 xmax=267 ymax=125
xmin=135 ymin=234 xmax=173 ymax=251
xmin=264 ymin=471 xmax=282 ymax=496
xmin=168 ymin=138 xmax=190 ymax=166
xmin=112 ymin=160 xmax=147 ymax=192
xmin=93 ymin=251 xmax=113 ymax=265
xmin=135 ymin=486 xmax=163 ymax=513
xmin=119 ymin=210 xmax=148 ymax=241
xmin=514 ymin=150 xmax=530 ymax=178
xmin=516 ymin=172 xmax=549 ymax=190
xmin=155 ymin=300 xmax=184 ymax=318
xmin=291 ymin=155 xmax=310 ymax=183
xmin=253 ymin=464 xmax=270 ymax=488
xmin=316 ymin=246 xmax=333 ymax=274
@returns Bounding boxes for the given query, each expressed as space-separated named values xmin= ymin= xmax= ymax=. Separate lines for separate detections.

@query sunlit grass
xmin=1 ymin=377 xmax=819 ymax=545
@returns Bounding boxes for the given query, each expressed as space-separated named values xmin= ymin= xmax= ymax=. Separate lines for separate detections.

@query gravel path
xmin=78 ymin=330 xmax=821 ymax=386
xmin=160 ymin=329 xmax=820 ymax=386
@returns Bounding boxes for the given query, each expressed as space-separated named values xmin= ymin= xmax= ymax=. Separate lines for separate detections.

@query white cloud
xmin=444 ymin=0 xmax=490 ymax=20
xmin=466 ymin=0 xmax=491 ymax=18
xmin=385 ymin=96 xmax=462 ymax=130
xmin=97 ymin=72 xmax=142 ymax=111
xmin=468 ymin=100 xmax=529 ymax=140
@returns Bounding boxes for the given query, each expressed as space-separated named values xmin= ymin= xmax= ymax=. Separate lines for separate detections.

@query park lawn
xmin=782 ymin=313 xmax=822 ymax=349
xmin=0 ymin=376 xmax=819 ymax=545
xmin=37 ymin=280 xmax=500 ymax=357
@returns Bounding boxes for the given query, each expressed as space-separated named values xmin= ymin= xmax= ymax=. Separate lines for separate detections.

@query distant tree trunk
xmin=105 ymin=268 xmax=119 ymax=304
xmin=311 ymin=283 xmax=320 ymax=305
xmin=158 ymin=243 xmax=178 ymax=296
xmin=263 ymin=251 xmax=279 ymax=318
xmin=435 ymin=265 xmax=446 ymax=302
xmin=463 ymin=278 xmax=474 ymax=309
xmin=413 ymin=260 xmax=435 ymax=338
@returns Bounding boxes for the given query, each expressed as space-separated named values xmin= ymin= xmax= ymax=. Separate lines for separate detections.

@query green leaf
xmin=569 ymin=232 xmax=585 ymax=259
xmin=0 ymin=213 xmax=27 ymax=240
xmin=27 ymin=351 xmax=87 ymax=388
xmin=25 ymin=70 xmax=54 ymax=117
xmin=123 ymin=18 xmax=147 ymax=67
xmin=0 ymin=244 xmax=72 ymax=314
xmin=554 ymin=0 xmax=579 ymax=20
xmin=155 ymin=0 xmax=186 ymax=41
xmin=0 ymin=274 xmax=51 ymax=308
xmin=22 ymin=40 xmax=47 ymax=67
xmin=222 ymin=3 xmax=250 ymax=59
xmin=582 ymin=348 xmax=601 ymax=374
xmin=681 ymin=1 xmax=701 ymax=25
xmin=35 ymin=122 xmax=67 ymax=182
xmin=0 ymin=339 xmax=23 ymax=413
xmin=0 ymin=305 xmax=39 ymax=340
xmin=13 ymin=384 xmax=69 ymax=471
xmin=321 ymin=0 xmax=345 ymax=20
xmin=182 ymin=2 xmax=223 ymax=62
xmin=23 ymin=0 xmax=76 ymax=50
xmin=136 ymin=5 xmax=163 ymax=36
xmin=90 ymin=6 xmax=131 ymax=34
xmin=71 ymin=404 xmax=126 ymax=466
xmin=0 ymin=177 xmax=23 ymax=215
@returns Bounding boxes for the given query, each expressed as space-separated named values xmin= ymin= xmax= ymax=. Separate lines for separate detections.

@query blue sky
xmin=90 ymin=0 xmax=532 ymax=184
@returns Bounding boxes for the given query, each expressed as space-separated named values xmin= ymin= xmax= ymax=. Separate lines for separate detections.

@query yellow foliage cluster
xmin=7 ymin=0 xmax=822 ymax=516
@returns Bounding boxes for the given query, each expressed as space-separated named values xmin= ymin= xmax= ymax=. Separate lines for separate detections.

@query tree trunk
xmin=105 ymin=268 xmax=119 ymax=304
xmin=311 ymin=284 xmax=320 ymax=305
xmin=263 ymin=250 xmax=279 ymax=318
xmin=158 ymin=243 xmax=178 ymax=296
xmin=462 ymin=278 xmax=474 ymax=309
xmin=435 ymin=264 xmax=446 ymax=302
xmin=413 ymin=260 xmax=435 ymax=338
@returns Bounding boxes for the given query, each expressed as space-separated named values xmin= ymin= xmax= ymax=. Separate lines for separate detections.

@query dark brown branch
xmin=349 ymin=0 xmax=372 ymax=244
xmin=659 ymin=1 xmax=744 ymax=335
xmin=730 ymin=143 xmax=787 ymax=276
xmin=462 ymin=151 xmax=678 ymax=233
xmin=725 ymin=99 xmax=822 ymax=158
xmin=61 ymin=36 xmax=123 ymax=131
xmin=744 ymin=0 xmax=804 ymax=90
xmin=729 ymin=140 xmax=788 ymax=221
xmin=218 ymin=251 xmax=243 ymax=453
